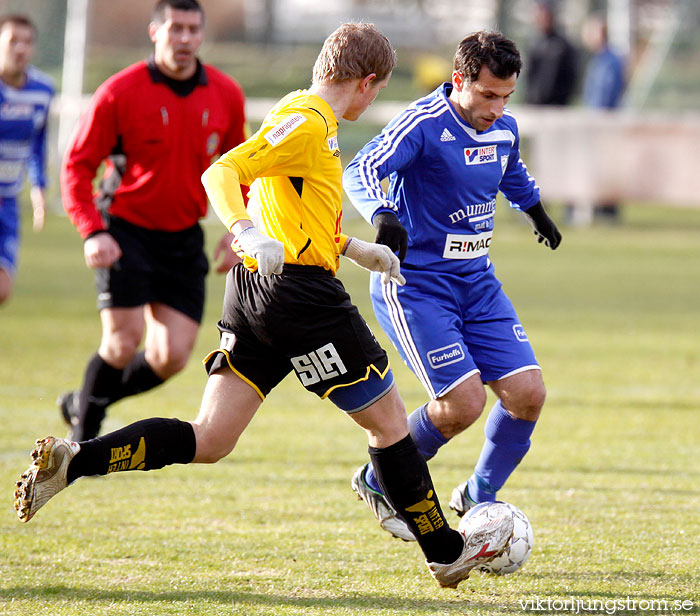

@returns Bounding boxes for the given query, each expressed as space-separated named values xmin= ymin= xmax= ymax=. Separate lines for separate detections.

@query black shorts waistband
xmin=281 ymin=264 xmax=333 ymax=277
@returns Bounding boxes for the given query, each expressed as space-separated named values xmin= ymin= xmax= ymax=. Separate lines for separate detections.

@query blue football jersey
xmin=0 ymin=65 xmax=54 ymax=199
xmin=343 ymin=82 xmax=540 ymax=274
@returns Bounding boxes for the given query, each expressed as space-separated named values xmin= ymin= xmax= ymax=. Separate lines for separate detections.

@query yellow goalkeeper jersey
xmin=205 ymin=90 xmax=348 ymax=274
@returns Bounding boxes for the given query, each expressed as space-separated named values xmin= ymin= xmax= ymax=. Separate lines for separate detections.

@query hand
xmin=343 ymin=237 xmax=406 ymax=285
xmin=373 ymin=211 xmax=408 ymax=262
xmin=213 ymin=232 xmax=242 ymax=274
xmin=84 ymin=232 xmax=122 ymax=269
xmin=524 ymin=202 xmax=562 ymax=250
xmin=235 ymin=226 xmax=285 ymax=276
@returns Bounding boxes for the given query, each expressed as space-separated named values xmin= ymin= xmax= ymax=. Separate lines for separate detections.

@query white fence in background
xmin=248 ymin=99 xmax=700 ymax=221
xmin=54 ymin=97 xmax=700 ymax=223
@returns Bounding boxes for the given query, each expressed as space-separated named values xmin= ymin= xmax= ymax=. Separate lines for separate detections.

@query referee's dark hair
xmin=453 ymin=31 xmax=522 ymax=83
xmin=152 ymin=0 xmax=203 ymax=25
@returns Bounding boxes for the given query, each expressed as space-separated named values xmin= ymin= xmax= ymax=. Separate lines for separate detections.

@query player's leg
xmin=360 ymin=374 xmax=486 ymax=496
xmin=450 ymin=274 xmax=544 ymax=513
xmin=335 ymin=374 xmax=512 ymax=587
xmin=359 ymin=271 xmax=485 ymax=509
xmin=14 ymin=368 xmax=262 ymax=523
xmin=63 ymin=306 xmax=145 ymax=441
xmin=96 ymin=302 xmax=200 ymax=411
xmin=69 ymin=368 xmax=261 ymax=479
xmin=143 ymin=302 xmax=199 ymax=377
xmin=347 ymin=385 xmax=462 ymax=562
xmin=460 ymin=369 xmax=545 ymax=505
xmin=0 ymin=197 xmax=19 ymax=305
xmin=100 ymin=219 xmax=208 ymax=404
xmin=190 ymin=370 xmax=262 ymax=462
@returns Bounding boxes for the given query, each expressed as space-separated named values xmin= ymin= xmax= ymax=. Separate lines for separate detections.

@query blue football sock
xmin=468 ymin=399 xmax=536 ymax=502
xmin=408 ymin=403 xmax=449 ymax=461
xmin=365 ymin=403 xmax=448 ymax=494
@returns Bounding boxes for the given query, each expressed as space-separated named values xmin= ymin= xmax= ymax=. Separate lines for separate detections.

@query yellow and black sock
xmin=369 ymin=435 xmax=462 ymax=564
xmin=67 ymin=417 xmax=196 ymax=483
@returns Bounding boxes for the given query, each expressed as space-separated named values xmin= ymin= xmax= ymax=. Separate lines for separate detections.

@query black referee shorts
xmin=204 ymin=263 xmax=390 ymax=403
xmin=95 ymin=215 xmax=209 ymax=323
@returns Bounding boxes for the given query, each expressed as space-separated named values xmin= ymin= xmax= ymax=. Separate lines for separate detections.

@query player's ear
xmin=452 ymin=70 xmax=465 ymax=91
xmin=360 ymin=73 xmax=377 ymax=93
xmin=148 ymin=21 xmax=158 ymax=43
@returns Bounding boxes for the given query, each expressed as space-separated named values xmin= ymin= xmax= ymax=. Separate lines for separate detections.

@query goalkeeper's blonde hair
xmin=313 ymin=22 xmax=395 ymax=85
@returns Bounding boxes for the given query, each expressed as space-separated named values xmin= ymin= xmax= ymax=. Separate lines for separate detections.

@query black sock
xmin=369 ymin=435 xmax=462 ymax=564
xmin=67 ymin=417 xmax=196 ymax=483
xmin=111 ymin=351 xmax=165 ymax=404
xmin=75 ymin=354 xmax=124 ymax=441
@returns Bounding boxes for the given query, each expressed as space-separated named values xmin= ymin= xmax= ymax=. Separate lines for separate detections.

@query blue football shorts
xmin=0 ymin=196 xmax=19 ymax=276
xmin=369 ymin=263 xmax=539 ymax=399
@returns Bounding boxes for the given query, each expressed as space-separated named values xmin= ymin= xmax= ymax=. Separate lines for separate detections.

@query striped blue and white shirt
xmin=0 ymin=65 xmax=54 ymax=199
xmin=343 ymin=82 xmax=540 ymax=274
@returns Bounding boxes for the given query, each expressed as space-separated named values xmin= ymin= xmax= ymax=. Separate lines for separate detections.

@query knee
xmin=100 ymin=332 xmax=140 ymax=366
xmin=450 ymin=397 xmax=487 ymax=434
xmin=430 ymin=387 xmax=487 ymax=438
xmin=191 ymin=424 xmax=236 ymax=463
xmin=147 ymin=345 xmax=191 ymax=378
xmin=193 ymin=447 xmax=229 ymax=464
xmin=509 ymin=382 xmax=546 ymax=421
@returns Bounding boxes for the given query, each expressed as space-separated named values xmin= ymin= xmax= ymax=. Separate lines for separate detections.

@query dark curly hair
xmin=152 ymin=0 xmax=203 ymax=25
xmin=453 ymin=31 xmax=522 ymax=83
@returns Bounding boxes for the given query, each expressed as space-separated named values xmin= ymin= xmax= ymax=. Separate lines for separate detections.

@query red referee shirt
xmin=61 ymin=59 xmax=247 ymax=237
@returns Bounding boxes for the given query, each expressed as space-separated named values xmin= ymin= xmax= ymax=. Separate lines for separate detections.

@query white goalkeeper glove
xmin=343 ymin=237 xmax=406 ymax=285
xmin=235 ymin=226 xmax=285 ymax=276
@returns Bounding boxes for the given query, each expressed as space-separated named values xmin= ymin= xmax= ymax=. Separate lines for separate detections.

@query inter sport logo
xmin=464 ymin=145 xmax=497 ymax=165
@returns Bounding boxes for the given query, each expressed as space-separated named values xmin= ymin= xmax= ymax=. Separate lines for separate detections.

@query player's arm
xmin=201 ymin=153 xmax=283 ymax=276
xmin=29 ymin=187 xmax=46 ymax=232
xmin=60 ymin=85 xmax=120 ymax=239
xmin=204 ymin=112 xmax=325 ymax=275
xmin=343 ymin=126 xmax=421 ymax=261
xmin=499 ymin=119 xmax=561 ymax=250
xmin=28 ymin=136 xmax=47 ymax=232
xmin=203 ymin=119 xmax=313 ymax=275
xmin=27 ymin=93 xmax=53 ymax=232
xmin=61 ymin=86 xmax=125 ymax=268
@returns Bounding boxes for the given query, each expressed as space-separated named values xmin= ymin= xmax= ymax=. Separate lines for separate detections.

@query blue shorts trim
xmin=326 ymin=365 xmax=395 ymax=413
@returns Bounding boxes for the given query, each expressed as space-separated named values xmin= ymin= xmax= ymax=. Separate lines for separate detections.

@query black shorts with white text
xmin=204 ymin=263 xmax=388 ymax=399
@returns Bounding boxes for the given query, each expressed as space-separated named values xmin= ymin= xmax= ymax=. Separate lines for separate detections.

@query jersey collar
xmin=146 ymin=56 xmax=207 ymax=97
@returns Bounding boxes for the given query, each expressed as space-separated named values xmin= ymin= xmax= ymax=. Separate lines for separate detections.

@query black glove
xmin=373 ymin=211 xmax=408 ymax=262
xmin=523 ymin=201 xmax=562 ymax=250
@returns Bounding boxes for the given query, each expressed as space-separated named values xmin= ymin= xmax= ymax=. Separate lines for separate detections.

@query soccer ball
xmin=467 ymin=501 xmax=534 ymax=575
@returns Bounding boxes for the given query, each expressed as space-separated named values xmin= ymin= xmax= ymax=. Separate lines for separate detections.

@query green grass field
xmin=1 ymin=204 xmax=699 ymax=615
